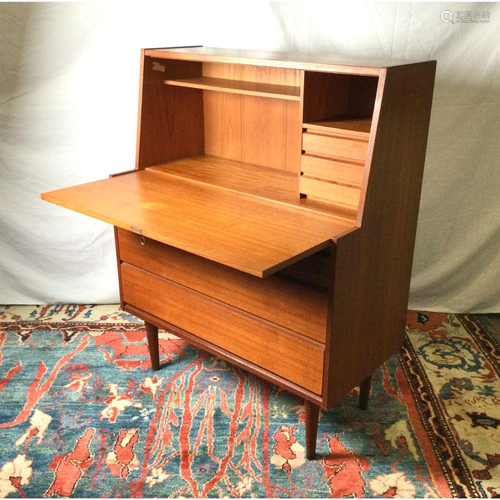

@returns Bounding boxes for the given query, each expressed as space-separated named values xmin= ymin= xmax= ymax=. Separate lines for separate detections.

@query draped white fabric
xmin=1 ymin=2 xmax=499 ymax=312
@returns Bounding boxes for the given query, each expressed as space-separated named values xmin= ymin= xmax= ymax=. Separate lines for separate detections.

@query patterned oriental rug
xmin=0 ymin=306 xmax=499 ymax=498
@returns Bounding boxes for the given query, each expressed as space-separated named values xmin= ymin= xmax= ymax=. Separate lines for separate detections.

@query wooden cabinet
xmin=41 ymin=46 xmax=436 ymax=459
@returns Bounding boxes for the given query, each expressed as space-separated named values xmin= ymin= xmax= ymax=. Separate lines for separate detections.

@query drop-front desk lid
xmin=41 ymin=168 xmax=354 ymax=278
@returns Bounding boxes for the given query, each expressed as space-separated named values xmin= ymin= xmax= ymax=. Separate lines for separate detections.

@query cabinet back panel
xmin=303 ymin=72 xmax=378 ymax=124
xmin=203 ymin=63 xmax=302 ymax=172
xmin=203 ymin=62 xmax=300 ymax=86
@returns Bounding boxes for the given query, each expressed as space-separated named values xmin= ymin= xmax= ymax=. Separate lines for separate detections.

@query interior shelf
xmin=164 ymin=76 xmax=301 ymax=101
xmin=303 ymin=115 xmax=372 ymax=139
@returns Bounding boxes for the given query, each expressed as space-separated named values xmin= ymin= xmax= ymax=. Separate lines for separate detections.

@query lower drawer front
xmin=121 ymin=263 xmax=324 ymax=394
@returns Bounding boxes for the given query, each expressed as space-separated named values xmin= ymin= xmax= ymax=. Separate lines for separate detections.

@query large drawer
xmin=117 ymin=228 xmax=328 ymax=343
xmin=121 ymin=263 xmax=324 ymax=394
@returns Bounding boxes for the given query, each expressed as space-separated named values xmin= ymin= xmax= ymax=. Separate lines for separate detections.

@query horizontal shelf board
xmin=304 ymin=116 xmax=372 ymax=139
xmin=164 ymin=76 xmax=301 ymax=100
xmin=41 ymin=168 xmax=354 ymax=278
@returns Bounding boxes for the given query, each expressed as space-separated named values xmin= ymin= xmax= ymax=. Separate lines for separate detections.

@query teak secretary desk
xmin=42 ymin=46 xmax=436 ymax=459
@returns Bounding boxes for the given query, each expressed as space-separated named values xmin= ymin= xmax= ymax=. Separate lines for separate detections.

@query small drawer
xmin=301 ymin=154 xmax=364 ymax=188
xmin=300 ymin=176 xmax=361 ymax=208
xmin=303 ymin=131 xmax=368 ymax=163
xmin=121 ymin=263 xmax=324 ymax=394
xmin=117 ymin=229 xmax=328 ymax=343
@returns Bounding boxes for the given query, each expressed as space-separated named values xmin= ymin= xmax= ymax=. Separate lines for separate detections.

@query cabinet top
xmin=144 ymin=46 xmax=435 ymax=76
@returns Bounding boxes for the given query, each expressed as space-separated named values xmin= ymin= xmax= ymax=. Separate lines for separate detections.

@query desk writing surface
xmin=41 ymin=169 xmax=353 ymax=277
xmin=149 ymin=155 xmax=358 ymax=221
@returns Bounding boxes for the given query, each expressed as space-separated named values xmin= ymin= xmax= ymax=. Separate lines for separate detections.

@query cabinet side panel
xmin=324 ymin=62 xmax=437 ymax=407
xmin=114 ymin=226 xmax=124 ymax=310
xmin=137 ymin=56 xmax=205 ymax=168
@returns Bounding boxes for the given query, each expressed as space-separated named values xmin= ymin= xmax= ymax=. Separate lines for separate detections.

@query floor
xmin=0 ymin=305 xmax=499 ymax=497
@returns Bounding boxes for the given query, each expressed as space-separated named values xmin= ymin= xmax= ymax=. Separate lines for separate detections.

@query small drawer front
xmin=121 ymin=263 xmax=324 ymax=394
xmin=301 ymin=155 xmax=364 ymax=188
xmin=117 ymin=228 xmax=328 ymax=343
xmin=300 ymin=177 xmax=361 ymax=208
xmin=303 ymin=132 xmax=368 ymax=163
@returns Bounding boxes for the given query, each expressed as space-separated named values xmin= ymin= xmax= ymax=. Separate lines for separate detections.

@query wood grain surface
xmin=303 ymin=132 xmax=369 ymax=162
xmin=300 ymin=177 xmax=361 ymax=207
xmin=125 ymin=304 xmax=324 ymax=405
xmin=164 ymin=76 xmax=300 ymax=100
xmin=149 ymin=155 xmax=358 ymax=221
xmin=121 ymin=263 xmax=325 ymax=394
xmin=118 ymin=228 xmax=328 ymax=342
xmin=301 ymin=155 xmax=365 ymax=187
xmin=136 ymin=57 xmax=205 ymax=169
xmin=203 ymin=62 xmax=302 ymax=172
xmin=323 ymin=61 xmax=437 ymax=408
xmin=145 ymin=47 xmax=428 ymax=74
xmin=41 ymin=169 xmax=352 ymax=277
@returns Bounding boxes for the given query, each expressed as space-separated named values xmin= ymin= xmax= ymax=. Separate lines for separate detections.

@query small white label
xmin=130 ymin=226 xmax=142 ymax=233
xmin=152 ymin=61 xmax=165 ymax=72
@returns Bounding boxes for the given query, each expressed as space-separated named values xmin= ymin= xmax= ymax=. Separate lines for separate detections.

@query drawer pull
xmin=140 ymin=236 xmax=146 ymax=246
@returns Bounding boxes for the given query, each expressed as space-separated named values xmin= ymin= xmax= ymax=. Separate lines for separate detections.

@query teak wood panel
xmin=303 ymin=72 xmax=350 ymax=123
xmin=117 ymin=228 xmax=328 ymax=342
xmin=145 ymin=47 xmax=431 ymax=75
xmin=136 ymin=56 xmax=205 ymax=168
xmin=301 ymin=155 xmax=365 ymax=187
xmin=164 ymin=76 xmax=300 ymax=101
xmin=149 ymin=155 xmax=299 ymax=203
xmin=149 ymin=155 xmax=359 ymax=221
xmin=203 ymin=63 xmax=302 ymax=173
xmin=303 ymin=118 xmax=371 ymax=139
xmin=300 ymin=177 xmax=361 ymax=208
xmin=41 ymin=169 xmax=353 ymax=278
xmin=125 ymin=304 xmax=323 ymax=405
xmin=302 ymin=72 xmax=378 ymax=124
xmin=323 ymin=61 xmax=437 ymax=408
xmin=121 ymin=263 xmax=324 ymax=394
xmin=303 ymin=132 xmax=369 ymax=163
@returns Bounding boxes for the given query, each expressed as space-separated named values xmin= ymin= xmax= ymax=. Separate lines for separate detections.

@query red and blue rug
xmin=0 ymin=305 xmax=499 ymax=497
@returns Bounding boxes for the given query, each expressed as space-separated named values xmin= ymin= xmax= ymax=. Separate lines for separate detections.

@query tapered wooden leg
xmin=304 ymin=400 xmax=320 ymax=460
xmin=359 ymin=374 xmax=372 ymax=410
xmin=145 ymin=322 xmax=160 ymax=371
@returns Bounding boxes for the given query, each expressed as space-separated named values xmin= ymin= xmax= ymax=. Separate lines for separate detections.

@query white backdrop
xmin=0 ymin=2 xmax=499 ymax=312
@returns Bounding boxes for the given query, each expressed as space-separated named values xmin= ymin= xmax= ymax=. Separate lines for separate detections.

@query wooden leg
xmin=304 ymin=400 xmax=320 ymax=460
xmin=145 ymin=322 xmax=160 ymax=371
xmin=359 ymin=374 xmax=372 ymax=410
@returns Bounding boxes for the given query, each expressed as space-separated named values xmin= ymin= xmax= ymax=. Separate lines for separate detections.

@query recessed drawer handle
xmin=140 ymin=236 xmax=146 ymax=246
